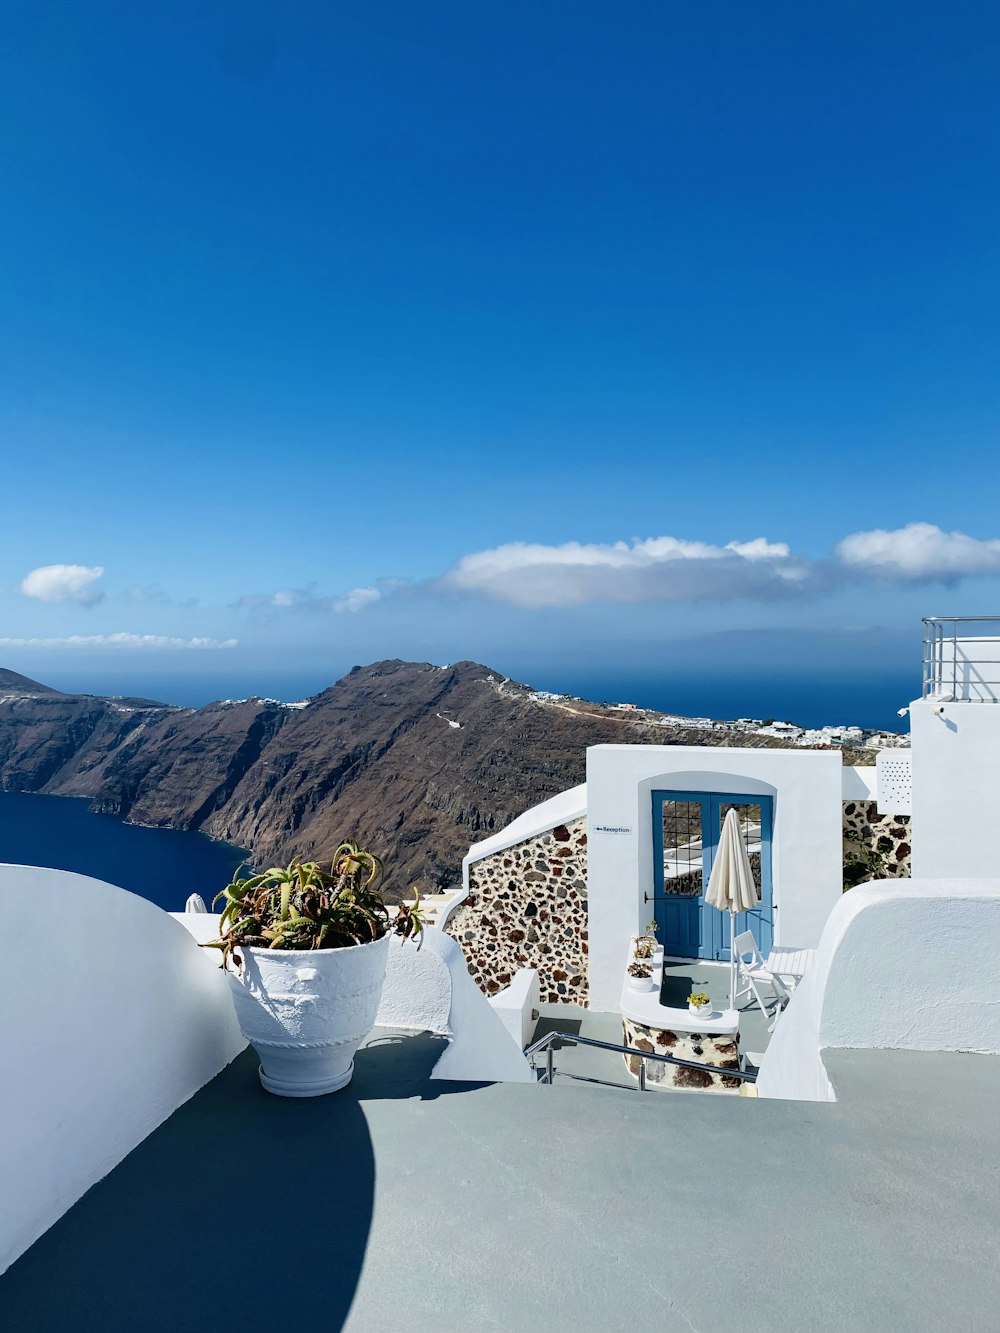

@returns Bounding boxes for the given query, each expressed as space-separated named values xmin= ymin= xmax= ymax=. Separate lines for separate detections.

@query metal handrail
xmin=922 ymin=616 xmax=1000 ymax=700
xmin=524 ymin=1029 xmax=757 ymax=1092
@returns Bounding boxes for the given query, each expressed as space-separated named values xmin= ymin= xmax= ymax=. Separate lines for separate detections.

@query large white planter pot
xmin=225 ymin=933 xmax=391 ymax=1097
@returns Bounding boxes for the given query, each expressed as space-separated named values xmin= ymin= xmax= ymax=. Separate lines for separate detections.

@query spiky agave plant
xmin=203 ymin=839 xmax=425 ymax=970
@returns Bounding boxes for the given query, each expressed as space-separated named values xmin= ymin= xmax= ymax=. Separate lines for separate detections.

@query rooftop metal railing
xmin=523 ymin=1029 xmax=757 ymax=1092
xmin=922 ymin=617 xmax=1000 ymax=701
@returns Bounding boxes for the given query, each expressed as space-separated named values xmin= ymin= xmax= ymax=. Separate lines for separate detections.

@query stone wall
xmin=842 ymin=801 xmax=911 ymax=888
xmin=450 ymin=801 xmax=912 ymax=1006
xmin=621 ymin=1016 xmax=742 ymax=1092
xmin=447 ymin=819 xmax=589 ymax=1005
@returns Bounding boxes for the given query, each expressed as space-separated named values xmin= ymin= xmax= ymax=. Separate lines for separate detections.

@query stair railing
xmin=523 ymin=1029 xmax=757 ymax=1092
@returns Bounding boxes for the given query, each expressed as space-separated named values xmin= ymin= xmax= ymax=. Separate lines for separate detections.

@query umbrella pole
xmin=729 ymin=909 xmax=736 ymax=1008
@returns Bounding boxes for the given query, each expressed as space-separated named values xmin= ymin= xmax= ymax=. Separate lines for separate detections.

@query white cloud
xmin=331 ymin=586 xmax=381 ymax=613
xmin=20 ymin=564 xmax=105 ymax=605
xmin=440 ymin=535 xmax=808 ymax=608
xmin=0 ymin=633 xmax=238 ymax=649
xmin=237 ymin=590 xmax=301 ymax=609
xmin=237 ymin=586 xmax=382 ymax=613
xmin=223 ymin=522 xmax=1000 ymax=621
xmin=836 ymin=523 xmax=1000 ymax=581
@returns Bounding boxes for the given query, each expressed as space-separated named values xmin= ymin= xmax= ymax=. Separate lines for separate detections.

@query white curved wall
xmin=0 ymin=866 xmax=246 ymax=1276
xmin=757 ymin=878 xmax=1000 ymax=1101
xmin=377 ymin=928 xmax=533 ymax=1083
xmin=377 ymin=928 xmax=454 ymax=1034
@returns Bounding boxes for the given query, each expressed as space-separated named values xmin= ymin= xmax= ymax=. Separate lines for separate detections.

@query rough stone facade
xmin=842 ymin=801 xmax=911 ymax=887
xmin=449 ymin=800 xmax=912 ymax=1005
xmin=621 ymin=1015 xmax=742 ymax=1093
xmin=447 ymin=819 xmax=589 ymax=1005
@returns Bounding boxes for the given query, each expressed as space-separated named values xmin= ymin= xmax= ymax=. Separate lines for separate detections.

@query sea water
xmin=0 ymin=790 xmax=245 ymax=913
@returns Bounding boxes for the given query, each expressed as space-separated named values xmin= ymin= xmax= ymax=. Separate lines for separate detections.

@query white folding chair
xmin=733 ymin=930 xmax=791 ymax=1027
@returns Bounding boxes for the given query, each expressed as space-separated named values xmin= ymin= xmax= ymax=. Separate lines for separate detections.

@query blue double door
xmin=652 ymin=791 xmax=774 ymax=960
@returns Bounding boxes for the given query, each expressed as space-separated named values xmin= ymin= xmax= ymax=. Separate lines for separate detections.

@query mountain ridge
xmin=0 ymin=657 xmax=802 ymax=898
xmin=0 ymin=668 xmax=63 ymax=696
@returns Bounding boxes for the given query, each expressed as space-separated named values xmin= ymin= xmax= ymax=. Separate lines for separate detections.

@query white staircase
xmin=388 ymin=886 xmax=463 ymax=930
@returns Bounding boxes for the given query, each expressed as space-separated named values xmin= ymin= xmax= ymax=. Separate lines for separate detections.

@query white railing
xmin=922 ymin=617 xmax=1000 ymax=701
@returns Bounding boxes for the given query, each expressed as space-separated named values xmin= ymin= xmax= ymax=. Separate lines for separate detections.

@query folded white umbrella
xmin=705 ymin=807 xmax=760 ymax=1005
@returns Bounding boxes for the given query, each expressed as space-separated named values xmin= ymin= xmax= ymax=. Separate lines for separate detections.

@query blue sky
xmin=2 ymin=2 xmax=1000 ymax=708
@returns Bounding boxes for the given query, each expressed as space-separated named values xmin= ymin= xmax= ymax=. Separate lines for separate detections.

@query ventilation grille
xmin=876 ymin=750 xmax=912 ymax=815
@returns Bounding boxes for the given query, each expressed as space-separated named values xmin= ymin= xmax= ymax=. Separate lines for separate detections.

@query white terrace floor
xmin=531 ymin=958 xmax=776 ymax=1088
xmin=3 ymin=1032 xmax=998 ymax=1332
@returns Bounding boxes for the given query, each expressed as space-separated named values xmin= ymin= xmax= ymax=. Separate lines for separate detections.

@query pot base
xmin=258 ymin=1059 xmax=355 ymax=1097
xmin=227 ymin=934 xmax=391 ymax=1100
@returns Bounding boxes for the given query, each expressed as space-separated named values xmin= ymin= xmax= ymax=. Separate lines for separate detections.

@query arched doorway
xmin=651 ymin=790 xmax=774 ymax=960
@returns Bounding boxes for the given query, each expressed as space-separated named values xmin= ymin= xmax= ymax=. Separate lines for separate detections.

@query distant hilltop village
xmin=527 ymin=691 xmax=908 ymax=751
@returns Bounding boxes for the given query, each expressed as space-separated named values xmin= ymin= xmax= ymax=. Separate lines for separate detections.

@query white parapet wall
xmin=376 ymin=928 xmax=534 ymax=1083
xmin=909 ymin=697 xmax=1000 ymax=877
xmin=756 ymin=878 xmax=1000 ymax=1102
xmin=0 ymin=865 xmax=247 ymax=1277
xmin=585 ymin=746 xmax=844 ymax=1011
xmin=488 ymin=968 xmax=541 ymax=1050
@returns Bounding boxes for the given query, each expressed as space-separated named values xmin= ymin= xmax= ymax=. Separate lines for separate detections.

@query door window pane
xmin=661 ymin=800 xmax=703 ymax=897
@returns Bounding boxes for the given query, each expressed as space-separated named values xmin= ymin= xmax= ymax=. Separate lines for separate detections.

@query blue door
xmin=652 ymin=791 xmax=773 ymax=960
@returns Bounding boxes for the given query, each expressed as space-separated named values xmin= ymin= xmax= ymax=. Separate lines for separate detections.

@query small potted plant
xmin=627 ymin=961 xmax=656 ymax=992
xmin=632 ymin=934 xmax=655 ymax=961
xmin=204 ymin=841 xmax=424 ymax=1097
xmin=630 ymin=920 xmax=661 ymax=964
xmin=687 ymin=990 xmax=712 ymax=1017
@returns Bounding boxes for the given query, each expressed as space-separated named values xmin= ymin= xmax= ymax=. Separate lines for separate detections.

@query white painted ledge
xmin=463 ymin=784 xmax=587 ymax=881
xmin=620 ymin=984 xmax=739 ymax=1036
xmin=169 ymin=909 xmax=224 ymax=943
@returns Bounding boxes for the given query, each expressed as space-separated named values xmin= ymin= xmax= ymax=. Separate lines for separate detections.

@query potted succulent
xmin=630 ymin=919 xmax=661 ymax=965
xmin=687 ymin=990 xmax=712 ymax=1017
xmin=627 ymin=961 xmax=656 ymax=993
xmin=204 ymin=841 xmax=424 ymax=1097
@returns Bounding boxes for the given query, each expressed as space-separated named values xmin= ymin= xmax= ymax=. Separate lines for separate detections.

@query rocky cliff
xmin=0 ymin=659 xmax=794 ymax=898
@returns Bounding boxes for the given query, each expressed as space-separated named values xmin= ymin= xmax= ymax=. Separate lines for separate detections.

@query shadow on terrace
xmin=1 ymin=1034 xmax=482 ymax=1333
